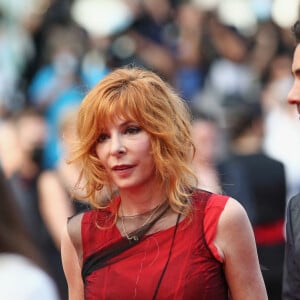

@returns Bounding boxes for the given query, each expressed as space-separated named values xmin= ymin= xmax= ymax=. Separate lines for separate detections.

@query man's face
xmin=288 ymin=44 xmax=300 ymax=116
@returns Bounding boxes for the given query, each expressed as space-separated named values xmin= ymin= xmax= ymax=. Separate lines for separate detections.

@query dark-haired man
xmin=282 ymin=20 xmax=300 ymax=299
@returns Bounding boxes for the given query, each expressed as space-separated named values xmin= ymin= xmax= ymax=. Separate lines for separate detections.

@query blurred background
xmin=0 ymin=0 xmax=300 ymax=299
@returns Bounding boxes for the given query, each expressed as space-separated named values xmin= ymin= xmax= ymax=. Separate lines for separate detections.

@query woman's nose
xmin=110 ymin=134 xmax=126 ymax=156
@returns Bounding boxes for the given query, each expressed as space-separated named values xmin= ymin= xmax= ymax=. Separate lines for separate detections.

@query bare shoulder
xmin=215 ymin=197 xmax=254 ymax=259
xmin=66 ymin=213 xmax=84 ymax=251
xmin=216 ymin=197 xmax=268 ymax=298
xmin=221 ymin=197 xmax=249 ymax=225
xmin=61 ymin=214 xmax=85 ymax=299
xmin=37 ymin=170 xmax=63 ymax=194
xmin=61 ymin=212 xmax=86 ymax=264
xmin=38 ymin=169 xmax=58 ymax=185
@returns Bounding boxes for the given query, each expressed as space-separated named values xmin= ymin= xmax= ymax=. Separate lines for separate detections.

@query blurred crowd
xmin=0 ymin=0 xmax=300 ymax=299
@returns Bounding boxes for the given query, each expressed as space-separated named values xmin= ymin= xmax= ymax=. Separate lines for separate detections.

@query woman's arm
xmin=61 ymin=215 xmax=84 ymax=300
xmin=38 ymin=170 xmax=75 ymax=249
xmin=215 ymin=198 xmax=268 ymax=300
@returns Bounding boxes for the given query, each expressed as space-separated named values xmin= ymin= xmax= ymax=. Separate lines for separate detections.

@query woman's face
xmin=95 ymin=117 xmax=157 ymax=191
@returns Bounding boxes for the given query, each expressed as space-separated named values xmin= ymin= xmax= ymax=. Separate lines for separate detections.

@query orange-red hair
xmin=70 ymin=67 xmax=197 ymax=214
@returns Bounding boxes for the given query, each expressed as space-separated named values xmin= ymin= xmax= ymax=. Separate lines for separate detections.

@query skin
xmin=215 ymin=199 xmax=267 ymax=299
xmin=94 ymin=117 xmax=165 ymax=215
xmin=288 ymin=44 xmax=300 ymax=115
xmin=38 ymin=169 xmax=75 ymax=249
xmin=61 ymin=116 xmax=267 ymax=299
xmin=61 ymin=220 xmax=84 ymax=300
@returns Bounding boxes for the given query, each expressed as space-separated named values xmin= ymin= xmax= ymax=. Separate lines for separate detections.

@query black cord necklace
xmin=152 ymin=213 xmax=181 ymax=300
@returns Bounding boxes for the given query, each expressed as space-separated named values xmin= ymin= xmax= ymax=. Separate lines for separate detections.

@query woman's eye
xmin=125 ymin=126 xmax=141 ymax=135
xmin=97 ymin=133 xmax=109 ymax=143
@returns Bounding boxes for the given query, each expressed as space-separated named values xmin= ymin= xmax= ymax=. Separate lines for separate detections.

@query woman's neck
xmin=118 ymin=186 xmax=167 ymax=216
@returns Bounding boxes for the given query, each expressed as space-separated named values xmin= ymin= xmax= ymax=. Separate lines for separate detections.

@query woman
xmin=61 ymin=67 xmax=267 ymax=300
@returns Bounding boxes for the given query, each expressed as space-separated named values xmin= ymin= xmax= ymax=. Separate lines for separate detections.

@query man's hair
xmin=292 ymin=20 xmax=300 ymax=43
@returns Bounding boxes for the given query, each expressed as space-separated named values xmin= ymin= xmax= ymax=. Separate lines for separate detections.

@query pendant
xmin=128 ymin=235 xmax=139 ymax=242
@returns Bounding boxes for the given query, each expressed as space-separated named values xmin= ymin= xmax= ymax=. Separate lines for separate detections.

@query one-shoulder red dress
xmin=81 ymin=189 xmax=229 ymax=300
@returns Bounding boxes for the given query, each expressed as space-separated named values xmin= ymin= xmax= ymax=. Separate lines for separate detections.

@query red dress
xmin=81 ymin=189 xmax=229 ymax=300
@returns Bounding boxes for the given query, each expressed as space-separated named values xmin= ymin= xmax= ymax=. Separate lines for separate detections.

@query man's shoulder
xmin=288 ymin=193 xmax=300 ymax=212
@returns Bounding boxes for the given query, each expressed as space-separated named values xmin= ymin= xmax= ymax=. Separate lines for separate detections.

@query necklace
xmin=119 ymin=201 xmax=165 ymax=241
xmin=152 ymin=213 xmax=181 ymax=300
